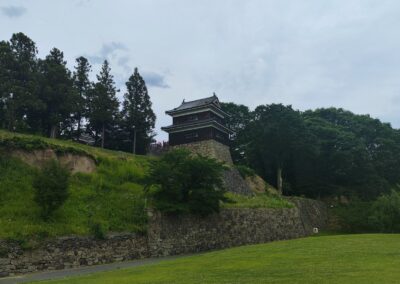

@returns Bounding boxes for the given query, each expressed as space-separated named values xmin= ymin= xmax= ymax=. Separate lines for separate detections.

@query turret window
xmin=187 ymin=115 xmax=198 ymax=121
xmin=185 ymin=132 xmax=199 ymax=139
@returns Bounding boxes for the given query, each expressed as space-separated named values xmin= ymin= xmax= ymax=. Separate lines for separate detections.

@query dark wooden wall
xmin=169 ymin=127 xmax=229 ymax=146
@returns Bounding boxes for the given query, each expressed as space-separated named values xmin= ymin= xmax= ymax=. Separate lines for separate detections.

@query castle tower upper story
xmin=161 ymin=94 xmax=234 ymax=147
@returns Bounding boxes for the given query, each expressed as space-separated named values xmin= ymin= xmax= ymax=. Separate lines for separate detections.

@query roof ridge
xmin=180 ymin=95 xmax=216 ymax=105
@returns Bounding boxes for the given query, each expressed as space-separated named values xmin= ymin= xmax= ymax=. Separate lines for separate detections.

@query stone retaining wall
xmin=0 ymin=198 xmax=327 ymax=277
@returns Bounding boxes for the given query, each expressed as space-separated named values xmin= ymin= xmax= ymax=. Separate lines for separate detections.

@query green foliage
xmin=38 ymin=47 xmax=77 ymax=138
xmin=89 ymin=221 xmax=106 ymax=240
xmin=331 ymin=201 xmax=374 ymax=233
xmin=220 ymin=102 xmax=252 ymax=163
xmin=146 ymin=149 xmax=228 ymax=216
xmin=226 ymin=101 xmax=400 ymax=200
xmin=0 ymin=131 xmax=92 ymax=157
xmin=235 ymin=165 xmax=256 ymax=178
xmin=243 ymin=104 xmax=313 ymax=194
xmin=223 ymin=192 xmax=293 ymax=209
xmin=72 ymin=56 xmax=92 ymax=138
xmin=332 ymin=190 xmax=400 ymax=233
xmin=368 ymin=190 xmax=400 ymax=233
xmin=121 ymin=68 xmax=156 ymax=154
xmin=0 ymin=131 xmax=150 ymax=241
xmin=87 ymin=60 xmax=119 ymax=148
xmin=0 ymin=33 xmax=158 ymax=154
xmin=33 ymin=160 xmax=70 ymax=219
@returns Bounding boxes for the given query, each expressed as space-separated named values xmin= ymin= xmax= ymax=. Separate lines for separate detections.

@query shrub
xmin=331 ymin=189 xmax=400 ymax=233
xmin=236 ymin=165 xmax=256 ymax=178
xmin=89 ymin=221 xmax=106 ymax=239
xmin=146 ymin=149 xmax=228 ymax=216
xmin=368 ymin=189 xmax=400 ymax=233
xmin=33 ymin=160 xmax=70 ymax=220
xmin=331 ymin=201 xmax=373 ymax=233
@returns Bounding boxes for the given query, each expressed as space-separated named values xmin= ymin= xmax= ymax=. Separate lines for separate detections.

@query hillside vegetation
xmin=0 ymin=130 xmax=289 ymax=242
xmin=0 ymin=130 xmax=151 ymax=242
xmin=38 ymin=234 xmax=400 ymax=284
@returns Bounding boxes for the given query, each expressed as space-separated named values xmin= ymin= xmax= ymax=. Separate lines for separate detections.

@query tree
xmin=0 ymin=40 xmax=15 ymax=130
xmin=87 ymin=60 xmax=119 ymax=148
xmin=146 ymin=149 xmax=228 ymax=216
xmin=72 ymin=56 xmax=92 ymax=138
xmin=5 ymin=33 xmax=41 ymax=132
xmin=121 ymin=68 xmax=156 ymax=154
xmin=220 ymin=102 xmax=252 ymax=163
xmin=33 ymin=160 xmax=70 ymax=219
xmin=369 ymin=189 xmax=400 ymax=233
xmin=302 ymin=108 xmax=395 ymax=199
xmin=38 ymin=48 xmax=76 ymax=138
xmin=244 ymin=104 xmax=312 ymax=194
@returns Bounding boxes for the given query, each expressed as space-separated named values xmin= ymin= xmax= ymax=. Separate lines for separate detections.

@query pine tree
xmin=72 ymin=56 xmax=92 ymax=138
xmin=121 ymin=67 xmax=156 ymax=154
xmin=7 ymin=33 xmax=41 ymax=132
xmin=87 ymin=60 xmax=119 ymax=148
xmin=0 ymin=40 xmax=15 ymax=130
xmin=38 ymin=48 xmax=76 ymax=138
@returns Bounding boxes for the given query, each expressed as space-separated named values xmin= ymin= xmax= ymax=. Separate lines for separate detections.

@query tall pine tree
xmin=8 ymin=33 xmax=41 ymax=132
xmin=87 ymin=60 xmax=119 ymax=148
xmin=0 ymin=40 xmax=15 ymax=130
xmin=72 ymin=56 xmax=92 ymax=138
xmin=121 ymin=67 xmax=156 ymax=154
xmin=38 ymin=48 xmax=76 ymax=138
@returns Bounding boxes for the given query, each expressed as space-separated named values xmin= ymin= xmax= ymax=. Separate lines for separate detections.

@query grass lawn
xmin=35 ymin=234 xmax=400 ymax=284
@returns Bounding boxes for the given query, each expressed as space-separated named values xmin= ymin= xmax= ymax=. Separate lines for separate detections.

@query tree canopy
xmin=0 ymin=33 xmax=156 ymax=154
xmin=223 ymin=103 xmax=400 ymax=200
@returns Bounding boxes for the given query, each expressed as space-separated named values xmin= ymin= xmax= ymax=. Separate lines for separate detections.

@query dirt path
xmin=0 ymin=255 xmax=189 ymax=284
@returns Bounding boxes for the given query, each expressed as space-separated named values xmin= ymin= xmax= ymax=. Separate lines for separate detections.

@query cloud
xmin=75 ymin=0 xmax=91 ymax=7
xmin=1 ymin=6 xmax=26 ymax=18
xmin=142 ymin=72 xmax=170 ymax=88
xmin=117 ymin=55 xmax=131 ymax=73
xmin=87 ymin=42 xmax=129 ymax=65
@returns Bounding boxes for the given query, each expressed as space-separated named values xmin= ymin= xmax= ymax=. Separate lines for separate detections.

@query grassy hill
xmin=36 ymin=234 xmax=400 ymax=284
xmin=0 ymin=130 xmax=291 ymax=243
xmin=0 ymin=130 xmax=152 ymax=242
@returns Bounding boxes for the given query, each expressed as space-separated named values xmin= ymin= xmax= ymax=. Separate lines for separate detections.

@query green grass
xmin=0 ymin=130 xmax=152 ymax=242
xmin=35 ymin=234 xmax=400 ymax=284
xmin=0 ymin=130 xmax=292 ymax=242
xmin=224 ymin=192 xmax=293 ymax=209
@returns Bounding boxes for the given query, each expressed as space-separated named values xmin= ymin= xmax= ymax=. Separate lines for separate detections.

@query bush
xmin=33 ymin=160 xmax=70 ymax=220
xmin=89 ymin=221 xmax=106 ymax=239
xmin=368 ymin=190 xmax=400 ymax=233
xmin=236 ymin=165 xmax=256 ymax=178
xmin=331 ymin=189 xmax=400 ymax=233
xmin=331 ymin=201 xmax=373 ymax=233
xmin=146 ymin=149 xmax=228 ymax=216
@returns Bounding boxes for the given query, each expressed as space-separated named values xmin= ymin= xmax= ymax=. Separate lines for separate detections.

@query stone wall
xmin=172 ymin=140 xmax=253 ymax=195
xmin=0 ymin=198 xmax=327 ymax=277
xmin=172 ymin=140 xmax=233 ymax=165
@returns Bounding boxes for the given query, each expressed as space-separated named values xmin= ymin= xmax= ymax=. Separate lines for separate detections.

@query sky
xmin=1 ymin=0 xmax=400 ymax=141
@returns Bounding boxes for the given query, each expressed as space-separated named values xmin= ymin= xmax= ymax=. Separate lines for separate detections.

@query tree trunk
xmin=101 ymin=124 xmax=105 ymax=148
xmin=50 ymin=125 xmax=57 ymax=139
xmin=77 ymin=114 xmax=81 ymax=139
xmin=277 ymin=166 xmax=283 ymax=195
xmin=133 ymin=128 xmax=136 ymax=154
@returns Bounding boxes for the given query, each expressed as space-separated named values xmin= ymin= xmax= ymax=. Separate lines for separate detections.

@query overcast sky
xmin=1 ymin=0 xmax=400 ymax=140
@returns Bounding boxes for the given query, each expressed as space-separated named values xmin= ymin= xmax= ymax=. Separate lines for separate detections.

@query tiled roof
xmin=168 ymin=95 xmax=219 ymax=112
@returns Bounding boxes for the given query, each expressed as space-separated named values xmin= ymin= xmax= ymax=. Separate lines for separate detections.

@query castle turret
xmin=161 ymin=94 xmax=234 ymax=146
xmin=162 ymin=94 xmax=252 ymax=195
